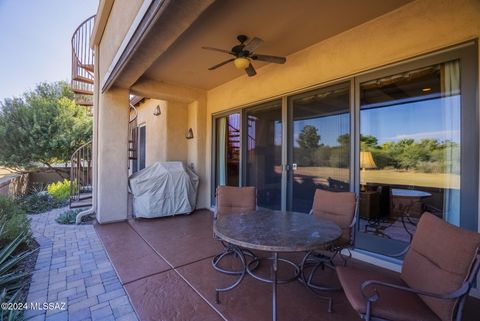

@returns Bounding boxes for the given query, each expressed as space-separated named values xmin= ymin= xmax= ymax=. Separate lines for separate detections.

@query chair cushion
xmin=311 ymin=189 xmax=356 ymax=240
xmin=216 ymin=186 xmax=256 ymax=218
xmin=337 ymin=266 xmax=440 ymax=321
xmin=401 ymin=212 xmax=480 ymax=321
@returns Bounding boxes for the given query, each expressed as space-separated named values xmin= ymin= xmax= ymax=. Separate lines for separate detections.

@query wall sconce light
xmin=186 ymin=128 xmax=194 ymax=139
xmin=153 ymin=105 xmax=161 ymax=116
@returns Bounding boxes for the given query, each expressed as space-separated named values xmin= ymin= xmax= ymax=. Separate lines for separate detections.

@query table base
xmin=215 ymin=251 xmax=300 ymax=321
xmin=212 ymin=243 xmax=259 ymax=275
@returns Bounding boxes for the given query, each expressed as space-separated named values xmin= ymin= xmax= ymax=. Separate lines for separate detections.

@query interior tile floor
xmin=94 ymin=210 xmax=480 ymax=321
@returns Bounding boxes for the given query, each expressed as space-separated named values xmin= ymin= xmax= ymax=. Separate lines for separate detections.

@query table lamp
xmin=360 ymin=151 xmax=377 ymax=191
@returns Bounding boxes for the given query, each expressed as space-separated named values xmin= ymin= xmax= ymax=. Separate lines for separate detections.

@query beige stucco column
xmin=187 ymin=99 xmax=207 ymax=208
xmin=96 ymin=87 xmax=130 ymax=223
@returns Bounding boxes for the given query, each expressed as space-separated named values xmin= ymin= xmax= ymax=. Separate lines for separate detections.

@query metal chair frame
xmin=299 ymin=194 xmax=359 ymax=312
xmin=301 ymin=195 xmax=359 ymax=278
xmin=211 ymin=188 xmax=259 ymax=275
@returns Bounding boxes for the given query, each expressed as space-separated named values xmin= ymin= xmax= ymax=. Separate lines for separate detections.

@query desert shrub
xmin=17 ymin=192 xmax=55 ymax=214
xmin=47 ymin=179 xmax=71 ymax=201
xmin=0 ymin=227 xmax=37 ymax=321
xmin=0 ymin=196 xmax=30 ymax=247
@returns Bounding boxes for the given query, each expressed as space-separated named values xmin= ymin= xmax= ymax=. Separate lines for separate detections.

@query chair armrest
xmin=360 ymin=279 xmax=470 ymax=303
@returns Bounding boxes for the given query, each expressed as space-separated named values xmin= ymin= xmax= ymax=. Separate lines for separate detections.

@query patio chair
xmin=337 ymin=212 xmax=480 ymax=321
xmin=300 ymin=189 xmax=358 ymax=294
xmin=212 ymin=186 xmax=257 ymax=275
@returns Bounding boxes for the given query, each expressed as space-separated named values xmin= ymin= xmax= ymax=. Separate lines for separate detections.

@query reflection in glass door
xmin=245 ymin=101 xmax=282 ymax=210
xmin=357 ymin=60 xmax=463 ymax=252
xmin=215 ymin=113 xmax=241 ymax=189
xmin=288 ymin=82 xmax=351 ymax=213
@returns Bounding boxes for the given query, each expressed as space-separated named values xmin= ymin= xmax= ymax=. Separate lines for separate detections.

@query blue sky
xmin=291 ymin=96 xmax=460 ymax=147
xmin=361 ymin=96 xmax=460 ymax=144
xmin=0 ymin=0 xmax=98 ymax=101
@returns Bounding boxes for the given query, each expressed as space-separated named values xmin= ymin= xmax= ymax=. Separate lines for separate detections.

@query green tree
xmin=296 ymin=125 xmax=320 ymax=166
xmin=0 ymin=82 xmax=92 ymax=175
xmin=297 ymin=125 xmax=320 ymax=150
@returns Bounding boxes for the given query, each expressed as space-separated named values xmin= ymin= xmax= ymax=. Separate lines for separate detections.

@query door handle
xmin=292 ymin=163 xmax=297 ymax=171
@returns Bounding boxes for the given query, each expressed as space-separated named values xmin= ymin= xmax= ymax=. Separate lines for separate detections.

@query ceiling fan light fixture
xmin=234 ymin=57 xmax=250 ymax=70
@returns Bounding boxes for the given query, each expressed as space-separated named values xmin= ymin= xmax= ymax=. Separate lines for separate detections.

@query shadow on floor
xmin=94 ymin=210 xmax=480 ymax=321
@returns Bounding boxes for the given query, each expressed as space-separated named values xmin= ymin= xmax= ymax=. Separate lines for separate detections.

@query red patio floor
xmin=94 ymin=210 xmax=480 ymax=321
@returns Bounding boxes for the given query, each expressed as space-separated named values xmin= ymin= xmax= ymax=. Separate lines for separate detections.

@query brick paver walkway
xmin=24 ymin=207 xmax=138 ymax=321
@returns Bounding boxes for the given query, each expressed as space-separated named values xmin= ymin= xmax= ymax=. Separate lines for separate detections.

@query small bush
xmin=0 ymin=196 xmax=30 ymax=247
xmin=47 ymin=179 xmax=72 ymax=201
xmin=56 ymin=208 xmax=92 ymax=225
xmin=17 ymin=192 xmax=61 ymax=214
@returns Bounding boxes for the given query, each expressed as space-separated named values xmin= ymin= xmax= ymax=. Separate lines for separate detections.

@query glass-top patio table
xmin=213 ymin=209 xmax=342 ymax=321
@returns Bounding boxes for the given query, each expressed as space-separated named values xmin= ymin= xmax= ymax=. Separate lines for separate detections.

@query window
xmin=133 ymin=124 xmax=146 ymax=173
xmin=355 ymin=44 xmax=477 ymax=254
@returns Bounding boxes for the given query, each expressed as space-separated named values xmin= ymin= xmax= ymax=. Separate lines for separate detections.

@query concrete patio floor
xmin=95 ymin=210 xmax=480 ymax=321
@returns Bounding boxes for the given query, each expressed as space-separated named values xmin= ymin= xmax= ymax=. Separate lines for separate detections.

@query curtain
xmin=442 ymin=60 xmax=461 ymax=226
xmin=217 ymin=117 xmax=227 ymax=186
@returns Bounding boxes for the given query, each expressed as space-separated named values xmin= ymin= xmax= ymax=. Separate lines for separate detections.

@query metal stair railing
xmin=128 ymin=104 xmax=138 ymax=164
xmin=70 ymin=141 xmax=92 ymax=207
xmin=71 ymin=15 xmax=95 ymax=107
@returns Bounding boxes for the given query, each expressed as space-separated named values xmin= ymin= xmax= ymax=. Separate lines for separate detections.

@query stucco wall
xmin=98 ymin=0 xmax=143 ymax=79
xmin=165 ymin=101 xmax=188 ymax=162
xmin=204 ymin=0 xmax=480 ymax=208
xmin=134 ymin=98 xmax=189 ymax=165
xmin=135 ymin=99 xmax=168 ymax=166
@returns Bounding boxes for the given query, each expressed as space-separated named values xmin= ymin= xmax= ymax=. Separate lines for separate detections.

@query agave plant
xmin=0 ymin=226 xmax=36 ymax=321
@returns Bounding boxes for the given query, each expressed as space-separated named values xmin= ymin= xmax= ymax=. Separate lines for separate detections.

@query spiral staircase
xmin=70 ymin=15 xmax=95 ymax=209
xmin=71 ymin=15 xmax=95 ymax=108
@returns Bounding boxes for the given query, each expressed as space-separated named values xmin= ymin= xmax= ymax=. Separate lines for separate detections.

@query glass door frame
xmin=285 ymin=80 xmax=355 ymax=212
xmin=353 ymin=42 xmax=478 ymax=253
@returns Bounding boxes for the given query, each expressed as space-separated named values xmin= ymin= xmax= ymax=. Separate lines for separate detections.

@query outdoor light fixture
xmin=233 ymin=57 xmax=250 ymax=70
xmin=186 ymin=128 xmax=194 ymax=139
xmin=153 ymin=105 xmax=161 ymax=116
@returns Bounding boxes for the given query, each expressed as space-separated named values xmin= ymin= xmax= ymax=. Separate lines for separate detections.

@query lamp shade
xmin=234 ymin=57 xmax=250 ymax=70
xmin=360 ymin=151 xmax=377 ymax=169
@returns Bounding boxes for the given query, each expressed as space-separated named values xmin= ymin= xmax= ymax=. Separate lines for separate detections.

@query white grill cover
xmin=129 ymin=162 xmax=199 ymax=218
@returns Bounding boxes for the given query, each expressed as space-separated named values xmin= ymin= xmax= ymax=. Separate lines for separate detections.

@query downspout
xmin=76 ymin=207 xmax=95 ymax=224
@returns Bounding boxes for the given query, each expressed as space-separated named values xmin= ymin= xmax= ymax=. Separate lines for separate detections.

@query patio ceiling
xmin=137 ymin=0 xmax=413 ymax=90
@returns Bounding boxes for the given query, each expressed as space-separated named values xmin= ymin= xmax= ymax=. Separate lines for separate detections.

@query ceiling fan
xmin=202 ymin=34 xmax=286 ymax=77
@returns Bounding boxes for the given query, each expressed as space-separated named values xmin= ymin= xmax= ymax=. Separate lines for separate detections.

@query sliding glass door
xmin=355 ymin=44 xmax=477 ymax=254
xmin=287 ymin=82 xmax=351 ymax=213
xmin=245 ymin=100 xmax=282 ymax=210
xmin=212 ymin=44 xmax=477 ymax=258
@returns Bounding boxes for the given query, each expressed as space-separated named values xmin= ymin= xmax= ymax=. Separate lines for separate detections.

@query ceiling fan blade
xmin=243 ymin=37 xmax=263 ymax=52
xmin=208 ymin=58 xmax=235 ymax=70
xmin=202 ymin=46 xmax=234 ymax=55
xmin=251 ymin=54 xmax=286 ymax=64
xmin=245 ymin=63 xmax=257 ymax=77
